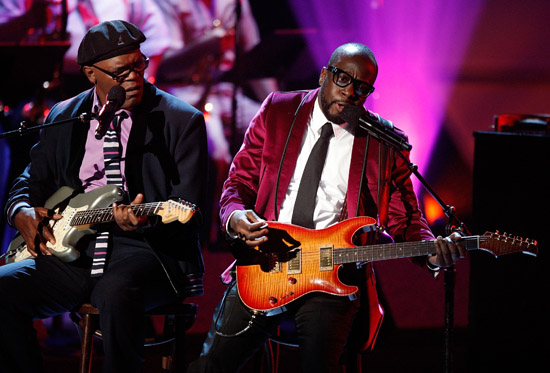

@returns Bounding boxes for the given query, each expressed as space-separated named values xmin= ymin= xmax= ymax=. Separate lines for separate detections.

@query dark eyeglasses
xmin=92 ymin=55 xmax=149 ymax=83
xmin=325 ymin=65 xmax=375 ymax=98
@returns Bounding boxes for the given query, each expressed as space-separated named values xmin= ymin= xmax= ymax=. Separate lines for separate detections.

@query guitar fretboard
xmin=333 ymin=236 xmax=483 ymax=264
xmin=70 ymin=202 xmax=164 ymax=226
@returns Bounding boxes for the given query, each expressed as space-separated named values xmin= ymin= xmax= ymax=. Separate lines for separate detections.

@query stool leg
xmin=172 ymin=313 xmax=194 ymax=372
xmin=161 ymin=315 xmax=176 ymax=372
xmin=80 ymin=313 xmax=95 ymax=373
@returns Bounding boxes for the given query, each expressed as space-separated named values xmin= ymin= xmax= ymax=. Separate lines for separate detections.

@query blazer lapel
xmin=67 ymin=90 xmax=94 ymax=189
xmin=274 ymin=90 xmax=318 ymax=218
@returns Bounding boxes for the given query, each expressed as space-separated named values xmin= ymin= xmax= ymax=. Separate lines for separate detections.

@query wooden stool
xmin=70 ymin=302 xmax=197 ymax=373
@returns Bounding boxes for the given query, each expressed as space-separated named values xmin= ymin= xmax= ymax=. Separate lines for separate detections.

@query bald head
xmin=329 ymin=43 xmax=378 ymax=76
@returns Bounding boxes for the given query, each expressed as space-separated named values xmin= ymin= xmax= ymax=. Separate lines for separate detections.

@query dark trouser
xmin=0 ymin=236 xmax=179 ymax=373
xmin=188 ymin=281 xmax=359 ymax=373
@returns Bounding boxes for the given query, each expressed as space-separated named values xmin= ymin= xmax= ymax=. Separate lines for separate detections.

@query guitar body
xmin=5 ymin=185 xmax=124 ymax=264
xmin=236 ymin=216 xmax=378 ymax=311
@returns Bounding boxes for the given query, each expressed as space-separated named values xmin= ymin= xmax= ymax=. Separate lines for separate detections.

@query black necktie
xmin=292 ymin=122 xmax=334 ymax=228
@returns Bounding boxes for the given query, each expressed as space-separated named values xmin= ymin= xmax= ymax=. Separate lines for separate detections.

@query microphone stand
xmin=0 ymin=113 xmax=93 ymax=139
xmin=229 ymin=0 xmax=242 ymax=156
xmin=359 ymin=122 xmax=470 ymax=373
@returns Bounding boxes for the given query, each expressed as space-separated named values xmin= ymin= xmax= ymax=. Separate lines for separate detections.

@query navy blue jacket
xmin=5 ymin=82 xmax=208 ymax=298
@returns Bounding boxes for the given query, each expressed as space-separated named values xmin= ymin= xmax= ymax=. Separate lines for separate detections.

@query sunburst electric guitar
xmin=234 ymin=216 xmax=538 ymax=312
xmin=4 ymin=185 xmax=197 ymax=264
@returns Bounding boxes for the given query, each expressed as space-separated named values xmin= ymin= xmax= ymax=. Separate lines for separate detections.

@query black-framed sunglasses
xmin=92 ymin=54 xmax=150 ymax=83
xmin=325 ymin=65 xmax=375 ymax=98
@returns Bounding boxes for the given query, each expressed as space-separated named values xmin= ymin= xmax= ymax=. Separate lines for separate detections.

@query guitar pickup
xmin=319 ymin=245 xmax=334 ymax=271
xmin=287 ymin=248 xmax=302 ymax=275
xmin=268 ymin=253 xmax=282 ymax=273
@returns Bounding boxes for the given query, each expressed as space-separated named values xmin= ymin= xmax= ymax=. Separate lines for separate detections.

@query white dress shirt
xmin=278 ymin=98 xmax=355 ymax=229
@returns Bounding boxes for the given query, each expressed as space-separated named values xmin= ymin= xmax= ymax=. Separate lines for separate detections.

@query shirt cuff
xmin=7 ymin=200 xmax=32 ymax=227
xmin=225 ymin=210 xmax=239 ymax=239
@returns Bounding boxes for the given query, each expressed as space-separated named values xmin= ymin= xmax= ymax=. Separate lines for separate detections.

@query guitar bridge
xmin=319 ymin=245 xmax=334 ymax=271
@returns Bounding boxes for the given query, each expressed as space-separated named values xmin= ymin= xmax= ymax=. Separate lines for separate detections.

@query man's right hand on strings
xmin=13 ymin=207 xmax=62 ymax=257
xmin=229 ymin=209 xmax=269 ymax=247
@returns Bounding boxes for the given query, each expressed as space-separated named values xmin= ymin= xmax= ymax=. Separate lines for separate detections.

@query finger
xmin=112 ymin=202 xmax=121 ymax=219
xmin=442 ymin=235 xmax=464 ymax=263
xmin=447 ymin=233 xmax=465 ymax=257
xmin=38 ymin=240 xmax=53 ymax=256
xmin=32 ymin=233 xmax=52 ymax=257
xmin=443 ymin=236 xmax=461 ymax=264
xmin=243 ymin=214 xmax=268 ymax=234
xmin=30 ymin=235 xmax=41 ymax=257
xmin=454 ymin=238 xmax=467 ymax=258
xmin=127 ymin=207 xmax=140 ymax=225
xmin=246 ymin=226 xmax=269 ymax=241
xmin=435 ymin=236 xmax=452 ymax=267
xmin=241 ymin=234 xmax=268 ymax=247
xmin=112 ymin=203 xmax=130 ymax=228
xmin=40 ymin=224 xmax=57 ymax=245
xmin=246 ymin=236 xmax=268 ymax=247
xmin=250 ymin=220 xmax=268 ymax=231
xmin=36 ymin=207 xmax=56 ymax=220
xmin=245 ymin=210 xmax=266 ymax=225
xmin=41 ymin=208 xmax=62 ymax=220
xmin=442 ymin=237 xmax=455 ymax=265
xmin=130 ymin=193 xmax=144 ymax=205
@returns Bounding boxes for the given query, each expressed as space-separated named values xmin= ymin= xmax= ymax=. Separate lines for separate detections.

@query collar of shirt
xmin=78 ymin=88 xmax=132 ymax=192
xmin=91 ymin=90 xmax=131 ymax=119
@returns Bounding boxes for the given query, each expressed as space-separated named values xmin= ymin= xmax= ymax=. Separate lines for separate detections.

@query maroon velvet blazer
xmin=219 ymin=88 xmax=434 ymax=350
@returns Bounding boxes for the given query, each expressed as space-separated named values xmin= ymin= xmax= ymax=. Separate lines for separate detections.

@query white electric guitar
xmin=3 ymin=185 xmax=196 ymax=264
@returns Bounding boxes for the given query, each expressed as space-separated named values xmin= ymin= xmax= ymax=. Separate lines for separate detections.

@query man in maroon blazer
xmin=189 ymin=42 xmax=464 ymax=372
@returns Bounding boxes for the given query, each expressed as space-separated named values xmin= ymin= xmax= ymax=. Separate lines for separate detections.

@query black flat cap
xmin=77 ymin=20 xmax=146 ymax=66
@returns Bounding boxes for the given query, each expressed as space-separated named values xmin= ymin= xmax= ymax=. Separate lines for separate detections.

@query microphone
xmin=94 ymin=85 xmax=126 ymax=139
xmin=341 ymin=105 xmax=412 ymax=151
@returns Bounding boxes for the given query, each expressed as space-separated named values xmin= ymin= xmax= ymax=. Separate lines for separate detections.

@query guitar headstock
xmin=479 ymin=231 xmax=538 ymax=257
xmin=157 ymin=200 xmax=197 ymax=224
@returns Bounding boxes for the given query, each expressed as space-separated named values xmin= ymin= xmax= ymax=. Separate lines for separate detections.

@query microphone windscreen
xmin=340 ymin=105 xmax=364 ymax=125
xmin=107 ymin=85 xmax=126 ymax=107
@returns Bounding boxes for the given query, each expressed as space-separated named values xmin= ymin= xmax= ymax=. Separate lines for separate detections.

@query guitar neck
xmin=70 ymin=202 xmax=163 ymax=226
xmin=334 ymin=236 xmax=481 ymax=264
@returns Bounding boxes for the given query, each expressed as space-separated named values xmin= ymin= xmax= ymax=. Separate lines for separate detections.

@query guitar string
xmin=69 ymin=201 xmax=195 ymax=225
xmin=247 ymin=236 xmax=529 ymax=264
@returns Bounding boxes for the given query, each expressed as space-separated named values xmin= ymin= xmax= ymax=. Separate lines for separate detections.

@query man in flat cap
xmin=0 ymin=20 xmax=208 ymax=372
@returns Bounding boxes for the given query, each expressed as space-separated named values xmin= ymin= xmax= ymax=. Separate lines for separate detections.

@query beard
xmin=319 ymin=96 xmax=345 ymax=124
